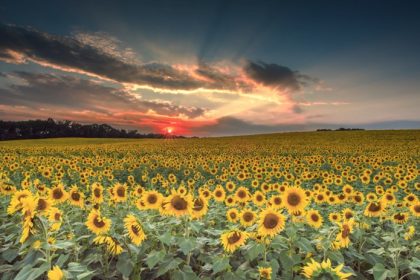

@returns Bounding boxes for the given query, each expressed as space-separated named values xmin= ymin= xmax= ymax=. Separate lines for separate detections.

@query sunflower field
xmin=0 ymin=131 xmax=419 ymax=280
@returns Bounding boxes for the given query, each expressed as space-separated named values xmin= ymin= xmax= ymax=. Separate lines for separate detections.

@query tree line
xmin=0 ymin=119 xmax=184 ymax=140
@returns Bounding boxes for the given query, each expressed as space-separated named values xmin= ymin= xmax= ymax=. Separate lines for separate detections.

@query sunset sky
xmin=0 ymin=0 xmax=419 ymax=136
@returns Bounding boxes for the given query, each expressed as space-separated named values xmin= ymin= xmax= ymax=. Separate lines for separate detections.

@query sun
xmin=165 ymin=127 xmax=174 ymax=134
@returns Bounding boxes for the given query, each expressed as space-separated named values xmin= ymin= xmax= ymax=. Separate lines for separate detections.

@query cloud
xmin=0 ymin=71 xmax=206 ymax=119
xmin=0 ymin=23 xmax=319 ymax=95
xmin=0 ymin=24 xmax=206 ymax=90
xmin=243 ymin=60 xmax=317 ymax=91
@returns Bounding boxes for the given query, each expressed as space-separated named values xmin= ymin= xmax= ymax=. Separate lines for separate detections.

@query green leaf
xmin=367 ymin=248 xmax=385 ymax=256
xmin=158 ymin=232 xmax=173 ymax=246
xmin=212 ymin=256 xmax=230 ymax=274
xmin=76 ymin=271 xmax=95 ymax=280
xmin=1 ymin=249 xmax=18 ymax=263
xmin=116 ymin=253 xmax=134 ymax=277
xmin=246 ymin=243 xmax=264 ymax=261
xmin=52 ymin=241 xmax=74 ymax=250
xmin=146 ymin=250 xmax=166 ymax=269
xmin=178 ymin=238 xmax=196 ymax=255
xmin=156 ymin=258 xmax=182 ymax=277
xmin=372 ymin=263 xmax=389 ymax=280
xmin=297 ymin=237 xmax=314 ymax=253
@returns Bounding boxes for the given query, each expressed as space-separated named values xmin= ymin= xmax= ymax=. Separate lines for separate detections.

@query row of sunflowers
xmin=0 ymin=131 xmax=419 ymax=279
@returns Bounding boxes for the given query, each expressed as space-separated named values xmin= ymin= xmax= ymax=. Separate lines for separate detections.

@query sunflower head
xmin=220 ymin=230 xmax=249 ymax=253
xmin=258 ymin=208 xmax=285 ymax=237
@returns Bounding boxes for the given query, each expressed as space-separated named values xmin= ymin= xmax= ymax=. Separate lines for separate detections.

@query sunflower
xmin=48 ymin=266 xmax=64 ymax=280
xmin=364 ymin=201 xmax=385 ymax=217
xmin=333 ymin=219 xmax=354 ymax=249
xmin=302 ymin=258 xmax=352 ymax=280
xmin=224 ymin=195 xmax=236 ymax=207
xmin=381 ymin=193 xmax=396 ymax=206
xmin=258 ymin=266 xmax=272 ymax=280
xmin=234 ymin=187 xmax=250 ymax=203
xmin=48 ymin=207 xmax=63 ymax=231
xmin=366 ymin=192 xmax=377 ymax=202
xmin=328 ymin=212 xmax=342 ymax=224
xmin=191 ymin=196 xmax=208 ymax=219
xmin=404 ymin=225 xmax=415 ymax=240
xmin=352 ymin=192 xmax=364 ymax=205
xmin=69 ymin=186 xmax=84 ymax=208
xmin=253 ymin=191 xmax=266 ymax=206
xmin=49 ymin=184 xmax=68 ymax=204
xmin=226 ymin=181 xmax=236 ymax=192
xmin=404 ymin=194 xmax=418 ymax=205
xmin=213 ymin=185 xmax=226 ymax=202
xmin=342 ymin=208 xmax=354 ymax=221
xmin=226 ymin=208 xmax=240 ymax=223
xmin=392 ymin=212 xmax=408 ymax=224
xmin=269 ymin=195 xmax=283 ymax=209
xmin=257 ymin=208 xmax=285 ymax=237
xmin=240 ymin=209 xmax=257 ymax=227
xmin=282 ymin=187 xmax=308 ymax=214
xmin=162 ymin=191 xmax=193 ymax=217
xmin=93 ymin=235 xmax=123 ymax=255
xmin=85 ymin=210 xmax=111 ymax=235
xmin=220 ymin=230 xmax=249 ymax=253
xmin=36 ymin=196 xmax=52 ymax=214
xmin=91 ymin=183 xmax=104 ymax=204
xmin=112 ymin=183 xmax=128 ymax=203
xmin=409 ymin=203 xmax=420 ymax=217
xmin=124 ymin=214 xmax=147 ymax=245
xmin=306 ymin=209 xmax=323 ymax=229
xmin=141 ymin=190 xmax=163 ymax=210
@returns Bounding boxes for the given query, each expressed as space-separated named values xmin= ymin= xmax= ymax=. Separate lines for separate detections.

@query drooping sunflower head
xmin=47 ymin=265 xmax=64 ymax=280
xmin=302 ymin=258 xmax=352 ymax=280
xmin=258 ymin=266 xmax=272 ymax=280
xmin=282 ymin=187 xmax=308 ymax=214
xmin=220 ymin=230 xmax=249 ymax=253
xmin=124 ymin=214 xmax=147 ymax=245
xmin=91 ymin=182 xmax=104 ymax=204
xmin=85 ymin=210 xmax=111 ymax=235
xmin=410 ymin=203 xmax=420 ymax=217
xmin=191 ymin=196 xmax=208 ymax=219
xmin=258 ymin=208 xmax=285 ymax=237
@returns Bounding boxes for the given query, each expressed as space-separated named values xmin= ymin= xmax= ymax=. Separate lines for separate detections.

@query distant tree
xmin=0 ymin=119 xmax=185 ymax=140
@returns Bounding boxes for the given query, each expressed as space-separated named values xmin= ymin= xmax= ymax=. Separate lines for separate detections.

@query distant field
xmin=0 ymin=130 xmax=419 ymax=280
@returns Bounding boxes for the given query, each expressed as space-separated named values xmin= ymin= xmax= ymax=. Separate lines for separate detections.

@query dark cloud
xmin=243 ymin=60 xmax=316 ymax=91
xmin=0 ymin=24 xmax=207 ymax=90
xmin=0 ymin=71 xmax=205 ymax=118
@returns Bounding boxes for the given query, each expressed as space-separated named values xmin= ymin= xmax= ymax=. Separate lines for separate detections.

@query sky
xmin=0 ymin=0 xmax=419 ymax=136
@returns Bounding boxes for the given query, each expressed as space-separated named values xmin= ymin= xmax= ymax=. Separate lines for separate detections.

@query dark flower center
xmin=263 ymin=213 xmax=279 ymax=229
